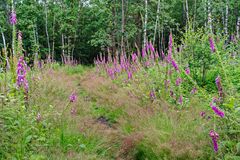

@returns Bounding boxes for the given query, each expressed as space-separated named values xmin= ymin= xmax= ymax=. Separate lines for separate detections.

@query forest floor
xmin=24 ymin=65 xmax=211 ymax=159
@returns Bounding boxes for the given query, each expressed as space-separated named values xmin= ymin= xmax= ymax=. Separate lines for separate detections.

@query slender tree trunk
xmin=207 ymin=0 xmax=213 ymax=33
xmin=185 ymin=0 xmax=189 ymax=29
xmin=143 ymin=0 xmax=148 ymax=48
xmin=0 ymin=26 xmax=7 ymax=53
xmin=71 ymin=0 xmax=81 ymax=59
xmin=121 ymin=0 xmax=125 ymax=54
xmin=45 ymin=2 xmax=51 ymax=58
xmin=12 ymin=1 xmax=16 ymax=56
xmin=193 ymin=0 xmax=197 ymax=30
xmin=68 ymin=36 xmax=71 ymax=61
xmin=153 ymin=0 xmax=160 ymax=45
xmin=204 ymin=0 xmax=207 ymax=28
xmin=111 ymin=0 xmax=117 ymax=54
xmin=62 ymin=34 xmax=65 ymax=57
xmin=224 ymin=0 xmax=229 ymax=36
xmin=222 ymin=8 xmax=225 ymax=32
xmin=52 ymin=14 xmax=55 ymax=60
xmin=237 ymin=17 xmax=240 ymax=38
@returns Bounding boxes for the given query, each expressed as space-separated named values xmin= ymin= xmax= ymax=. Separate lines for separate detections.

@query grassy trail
xmin=27 ymin=66 xmax=210 ymax=159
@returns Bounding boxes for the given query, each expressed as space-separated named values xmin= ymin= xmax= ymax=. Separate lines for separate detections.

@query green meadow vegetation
xmin=1 ymin=0 xmax=240 ymax=159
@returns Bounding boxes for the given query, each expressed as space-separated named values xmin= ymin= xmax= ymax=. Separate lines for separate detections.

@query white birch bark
xmin=224 ymin=0 xmax=229 ymax=36
xmin=45 ymin=2 xmax=51 ymax=57
xmin=0 ymin=26 xmax=7 ymax=53
xmin=153 ymin=0 xmax=160 ymax=45
xmin=143 ymin=0 xmax=148 ymax=48
xmin=185 ymin=0 xmax=189 ymax=28
xmin=237 ymin=17 xmax=240 ymax=39
xmin=207 ymin=0 xmax=213 ymax=33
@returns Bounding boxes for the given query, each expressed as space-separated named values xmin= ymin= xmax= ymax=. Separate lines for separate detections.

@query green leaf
xmin=25 ymin=135 xmax=33 ymax=144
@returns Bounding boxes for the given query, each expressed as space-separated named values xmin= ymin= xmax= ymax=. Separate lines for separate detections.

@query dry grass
xmin=27 ymin=67 xmax=210 ymax=159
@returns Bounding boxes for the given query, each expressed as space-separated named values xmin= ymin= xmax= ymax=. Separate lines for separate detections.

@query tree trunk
xmin=143 ymin=0 xmax=148 ymax=48
xmin=52 ymin=14 xmax=55 ymax=60
xmin=185 ymin=0 xmax=189 ymax=29
xmin=237 ymin=17 xmax=240 ymax=38
xmin=62 ymin=34 xmax=65 ymax=58
xmin=0 ymin=26 xmax=7 ymax=53
xmin=193 ymin=0 xmax=197 ymax=30
xmin=153 ymin=0 xmax=160 ymax=45
xmin=12 ymin=2 xmax=16 ymax=56
xmin=111 ymin=0 xmax=117 ymax=54
xmin=207 ymin=0 xmax=213 ymax=33
xmin=45 ymin=2 xmax=51 ymax=58
xmin=121 ymin=0 xmax=125 ymax=54
xmin=224 ymin=0 xmax=229 ymax=36
xmin=71 ymin=0 xmax=81 ymax=59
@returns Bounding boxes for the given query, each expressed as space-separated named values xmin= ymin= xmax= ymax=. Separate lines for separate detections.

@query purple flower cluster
xmin=150 ymin=90 xmax=156 ymax=100
xmin=178 ymin=95 xmax=183 ymax=105
xmin=200 ymin=111 xmax=206 ymax=117
xmin=69 ymin=92 xmax=77 ymax=103
xmin=36 ymin=112 xmax=41 ymax=122
xmin=171 ymin=59 xmax=179 ymax=72
xmin=215 ymin=76 xmax=223 ymax=98
xmin=9 ymin=11 xmax=17 ymax=25
xmin=71 ymin=107 xmax=77 ymax=115
xmin=210 ymin=98 xmax=224 ymax=118
xmin=209 ymin=130 xmax=219 ymax=152
xmin=191 ymin=87 xmax=197 ymax=94
xmin=176 ymin=77 xmax=182 ymax=86
xmin=209 ymin=37 xmax=215 ymax=53
xmin=185 ymin=67 xmax=190 ymax=75
xmin=127 ymin=70 xmax=132 ymax=80
xmin=16 ymin=57 xmax=29 ymax=92
xmin=167 ymin=33 xmax=173 ymax=62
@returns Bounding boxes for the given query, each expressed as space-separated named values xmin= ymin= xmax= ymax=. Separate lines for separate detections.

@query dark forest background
xmin=0 ymin=0 xmax=240 ymax=64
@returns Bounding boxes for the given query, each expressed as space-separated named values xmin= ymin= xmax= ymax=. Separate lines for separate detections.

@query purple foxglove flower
xmin=185 ymin=67 xmax=190 ymax=75
xmin=176 ymin=77 xmax=182 ymax=86
xmin=178 ymin=95 xmax=183 ymax=105
xmin=215 ymin=76 xmax=223 ymax=98
xmin=71 ymin=107 xmax=77 ymax=116
xmin=210 ymin=98 xmax=224 ymax=118
xmin=165 ymin=80 xmax=170 ymax=89
xmin=209 ymin=130 xmax=219 ymax=152
xmin=211 ymin=105 xmax=225 ymax=118
xmin=16 ymin=56 xmax=29 ymax=93
xmin=209 ymin=37 xmax=215 ymax=53
xmin=200 ymin=111 xmax=206 ymax=117
xmin=191 ymin=87 xmax=197 ymax=94
xmin=127 ymin=70 xmax=132 ymax=80
xmin=18 ymin=31 xmax=22 ymax=40
xmin=132 ymin=53 xmax=138 ymax=62
xmin=155 ymin=52 xmax=159 ymax=59
xmin=9 ymin=11 xmax=17 ymax=25
xmin=170 ymin=90 xmax=174 ymax=97
xmin=150 ymin=52 xmax=154 ymax=60
xmin=149 ymin=42 xmax=155 ymax=52
xmin=145 ymin=61 xmax=150 ymax=67
xmin=167 ymin=33 xmax=173 ymax=62
xmin=171 ymin=59 xmax=179 ymax=72
xmin=36 ymin=112 xmax=41 ymax=122
xmin=142 ymin=48 xmax=146 ymax=58
xmin=150 ymin=90 xmax=156 ymax=100
xmin=161 ymin=51 xmax=165 ymax=59
xmin=69 ymin=92 xmax=77 ymax=103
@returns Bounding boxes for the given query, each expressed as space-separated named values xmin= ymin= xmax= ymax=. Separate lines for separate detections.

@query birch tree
xmin=224 ymin=0 xmax=229 ymax=36
xmin=207 ymin=0 xmax=213 ymax=33
xmin=143 ymin=0 xmax=148 ymax=48
xmin=153 ymin=0 xmax=160 ymax=45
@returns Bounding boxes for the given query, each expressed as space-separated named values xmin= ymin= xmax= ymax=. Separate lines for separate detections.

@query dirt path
xmin=30 ymin=67 xmax=208 ymax=159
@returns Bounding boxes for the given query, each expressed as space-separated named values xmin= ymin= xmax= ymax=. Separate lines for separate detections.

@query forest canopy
xmin=0 ymin=0 xmax=240 ymax=64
